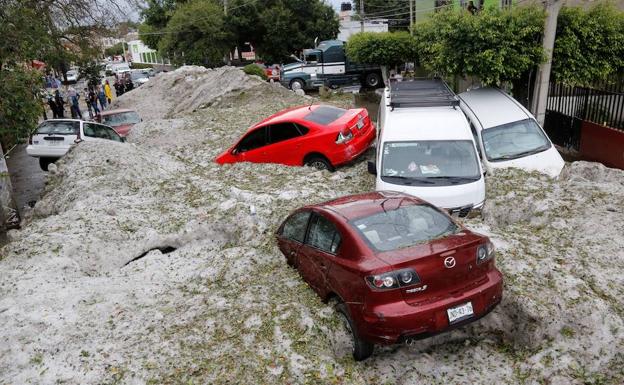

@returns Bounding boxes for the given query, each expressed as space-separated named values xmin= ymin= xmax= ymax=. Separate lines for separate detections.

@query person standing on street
xmin=48 ymin=94 xmax=57 ymax=119
xmin=88 ymin=87 xmax=100 ymax=115
xmin=104 ymin=80 xmax=113 ymax=104
xmin=83 ymin=88 xmax=93 ymax=119
xmin=69 ymin=87 xmax=82 ymax=119
xmin=97 ymin=85 xmax=107 ymax=111
xmin=114 ymin=79 xmax=124 ymax=97
xmin=54 ymin=89 xmax=65 ymax=118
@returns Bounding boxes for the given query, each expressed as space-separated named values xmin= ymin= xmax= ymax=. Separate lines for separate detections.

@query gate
xmin=544 ymin=77 xmax=624 ymax=151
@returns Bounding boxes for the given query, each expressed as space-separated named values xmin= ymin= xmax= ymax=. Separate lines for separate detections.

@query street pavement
xmin=6 ymin=145 xmax=45 ymax=216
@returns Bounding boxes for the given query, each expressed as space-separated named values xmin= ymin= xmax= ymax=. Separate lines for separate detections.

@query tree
xmin=104 ymin=42 xmax=128 ymax=57
xmin=552 ymin=4 xmax=624 ymax=85
xmin=157 ymin=0 xmax=231 ymax=66
xmin=0 ymin=68 xmax=43 ymax=147
xmin=414 ymin=7 xmax=546 ymax=86
xmin=345 ymin=31 xmax=417 ymax=82
xmin=139 ymin=0 xmax=178 ymax=50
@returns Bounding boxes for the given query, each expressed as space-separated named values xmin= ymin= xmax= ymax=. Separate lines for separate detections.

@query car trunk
xmin=331 ymin=108 xmax=372 ymax=140
xmin=374 ymin=231 xmax=489 ymax=306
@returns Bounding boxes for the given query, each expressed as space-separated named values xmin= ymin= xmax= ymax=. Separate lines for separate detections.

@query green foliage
xmin=552 ymin=4 xmax=624 ymax=85
xmin=104 ymin=42 xmax=128 ymax=57
xmin=414 ymin=7 xmax=546 ymax=85
xmin=158 ymin=0 xmax=231 ymax=67
xmin=130 ymin=63 xmax=154 ymax=70
xmin=77 ymin=61 xmax=104 ymax=88
xmin=141 ymin=0 xmax=339 ymax=64
xmin=345 ymin=31 xmax=417 ymax=67
xmin=0 ymin=67 xmax=42 ymax=146
xmin=242 ymin=64 xmax=267 ymax=80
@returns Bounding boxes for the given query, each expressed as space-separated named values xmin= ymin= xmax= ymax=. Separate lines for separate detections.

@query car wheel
xmin=365 ymin=72 xmax=381 ymax=88
xmin=39 ymin=157 xmax=54 ymax=171
xmin=336 ymin=302 xmax=374 ymax=361
xmin=305 ymin=156 xmax=334 ymax=172
xmin=290 ymin=78 xmax=305 ymax=91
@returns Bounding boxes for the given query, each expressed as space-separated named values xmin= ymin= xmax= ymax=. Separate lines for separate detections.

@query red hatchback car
xmin=215 ymin=105 xmax=375 ymax=171
xmin=276 ymin=191 xmax=503 ymax=360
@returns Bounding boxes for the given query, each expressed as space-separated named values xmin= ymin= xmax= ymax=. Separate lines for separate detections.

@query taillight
xmin=335 ymin=128 xmax=353 ymax=144
xmin=356 ymin=114 xmax=365 ymax=129
xmin=476 ymin=241 xmax=495 ymax=264
xmin=366 ymin=268 xmax=420 ymax=290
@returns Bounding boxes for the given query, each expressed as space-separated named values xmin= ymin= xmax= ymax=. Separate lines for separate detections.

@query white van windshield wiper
xmin=491 ymin=145 xmax=550 ymax=161
xmin=381 ymin=175 xmax=435 ymax=184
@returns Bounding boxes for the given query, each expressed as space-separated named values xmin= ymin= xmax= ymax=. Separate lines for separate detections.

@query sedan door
xmin=233 ymin=126 xmax=269 ymax=163
xmin=299 ymin=212 xmax=342 ymax=296
xmin=264 ymin=123 xmax=310 ymax=165
xmin=276 ymin=211 xmax=311 ymax=267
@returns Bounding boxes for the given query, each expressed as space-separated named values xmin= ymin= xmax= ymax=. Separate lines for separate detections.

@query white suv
xmin=369 ymin=79 xmax=486 ymax=217
xmin=26 ymin=119 xmax=124 ymax=171
xmin=458 ymin=87 xmax=564 ymax=178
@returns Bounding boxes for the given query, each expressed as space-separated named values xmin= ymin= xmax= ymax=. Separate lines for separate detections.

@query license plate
xmin=46 ymin=140 xmax=62 ymax=146
xmin=447 ymin=302 xmax=474 ymax=324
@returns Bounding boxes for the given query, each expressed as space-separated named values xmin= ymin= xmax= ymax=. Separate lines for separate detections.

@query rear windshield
xmin=350 ymin=204 xmax=458 ymax=252
xmin=36 ymin=121 xmax=79 ymax=135
xmin=303 ymin=106 xmax=347 ymax=125
xmin=102 ymin=112 xmax=140 ymax=126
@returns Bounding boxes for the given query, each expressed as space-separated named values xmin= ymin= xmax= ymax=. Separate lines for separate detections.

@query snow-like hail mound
xmin=1 ymin=66 xmax=623 ymax=385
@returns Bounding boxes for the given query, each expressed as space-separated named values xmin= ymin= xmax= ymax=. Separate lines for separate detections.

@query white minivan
xmin=26 ymin=119 xmax=124 ymax=171
xmin=369 ymin=79 xmax=486 ymax=217
xmin=458 ymin=87 xmax=564 ymax=178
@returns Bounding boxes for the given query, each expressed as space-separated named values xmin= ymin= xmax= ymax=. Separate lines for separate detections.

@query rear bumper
xmin=353 ymin=269 xmax=503 ymax=345
xmin=329 ymin=124 xmax=376 ymax=167
xmin=25 ymin=145 xmax=69 ymax=158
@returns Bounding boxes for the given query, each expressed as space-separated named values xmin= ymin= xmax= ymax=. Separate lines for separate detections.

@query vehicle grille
xmin=448 ymin=204 xmax=473 ymax=218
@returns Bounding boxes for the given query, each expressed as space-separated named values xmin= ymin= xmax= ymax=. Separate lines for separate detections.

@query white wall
xmin=338 ymin=19 xmax=388 ymax=42
xmin=127 ymin=39 xmax=169 ymax=65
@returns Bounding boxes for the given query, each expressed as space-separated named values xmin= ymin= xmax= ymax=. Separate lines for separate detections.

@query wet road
xmin=6 ymin=145 xmax=46 ymax=216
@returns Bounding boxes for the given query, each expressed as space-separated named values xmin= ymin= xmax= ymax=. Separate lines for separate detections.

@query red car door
xmin=299 ymin=212 xmax=342 ymax=297
xmin=233 ymin=126 xmax=269 ymax=163
xmin=276 ymin=211 xmax=311 ymax=267
xmin=264 ymin=123 xmax=311 ymax=165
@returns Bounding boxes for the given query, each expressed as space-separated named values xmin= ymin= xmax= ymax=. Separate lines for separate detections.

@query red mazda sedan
xmin=215 ymin=105 xmax=375 ymax=171
xmin=276 ymin=191 xmax=503 ymax=360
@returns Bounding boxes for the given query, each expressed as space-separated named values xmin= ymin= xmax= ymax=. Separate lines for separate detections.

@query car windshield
xmin=481 ymin=118 xmax=551 ymax=161
xmin=36 ymin=121 xmax=79 ymax=135
xmin=102 ymin=112 xmax=141 ymax=126
xmin=303 ymin=105 xmax=347 ymax=125
xmin=351 ymin=203 xmax=459 ymax=252
xmin=381 ymin=140 xmax=480 ymax=185
xmin=131 ymin=72 xmax=147 ymax=80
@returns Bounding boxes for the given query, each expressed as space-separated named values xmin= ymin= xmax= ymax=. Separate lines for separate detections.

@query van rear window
xmin=36 ymin=121 xmax=79 ymax=135
xmin=303 ymin=106 xmax=347 ymax=125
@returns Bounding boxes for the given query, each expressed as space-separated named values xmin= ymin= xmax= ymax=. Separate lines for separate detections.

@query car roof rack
xmin=388 ymin=78 xmax=459 ymax=109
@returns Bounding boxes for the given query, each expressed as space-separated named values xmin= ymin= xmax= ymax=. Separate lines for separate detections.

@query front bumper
xmin=353 ymin=269 xmax=503 ymax=345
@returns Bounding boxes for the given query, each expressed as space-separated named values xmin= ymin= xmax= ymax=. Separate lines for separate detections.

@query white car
xmin=369 ymin=79 xmax=486 ymax=217
xmin=26 ymin=119 xmax=124 ymax=171
xmin=458 ymin=87 xmax=564 ymax=178
xmin=65 ymin=69 xmax=78 ymax=83
xmin=112 ymin=63 xmax=131 ymax=77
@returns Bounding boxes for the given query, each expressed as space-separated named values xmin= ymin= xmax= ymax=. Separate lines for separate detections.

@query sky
xmin=326 ymin=0 xmax=350 ymax=11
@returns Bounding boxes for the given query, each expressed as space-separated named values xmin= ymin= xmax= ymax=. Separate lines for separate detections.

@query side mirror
xmin=367 ymin=161 xmax=377 ymax=175
xmin=121 ymin=137 xmax=127 ymax=143
xmin=231 ymin=147 xmax=238 ymax=155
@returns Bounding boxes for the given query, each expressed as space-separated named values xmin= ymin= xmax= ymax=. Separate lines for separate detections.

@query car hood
xmin=488 ymin=146 xmax=564 ymax=178
xmin=111 ymin=124 xmax=133 ymax=137
xmin=375 ymin=179 xmax=485 ymax=210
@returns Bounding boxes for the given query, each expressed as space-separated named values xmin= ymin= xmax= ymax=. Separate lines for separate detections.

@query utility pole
xmin=360 ymin=0 xmax=364 ymax=33
xmin=531 ymin=0 xmax=563 ymax=126
xmin=410 ymin=0 xmax=414 ymax=35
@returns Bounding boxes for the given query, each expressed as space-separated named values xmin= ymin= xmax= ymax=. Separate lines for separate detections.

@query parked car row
xmin=214 ymin=79 xmax=564 ymax=361
xmin=26 ymin=108 xmax=141 ymax=171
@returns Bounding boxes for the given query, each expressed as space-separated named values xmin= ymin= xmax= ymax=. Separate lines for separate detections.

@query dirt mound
xmin=111 ymin=65 xmax=303 ymax=119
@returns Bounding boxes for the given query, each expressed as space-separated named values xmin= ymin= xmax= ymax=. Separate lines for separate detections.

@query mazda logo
xmin=444 ymin=256 xmax=456 ymax=269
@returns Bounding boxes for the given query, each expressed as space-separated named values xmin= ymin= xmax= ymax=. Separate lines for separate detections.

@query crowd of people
xmin=41 ymin=73 xmax=135 ymax=121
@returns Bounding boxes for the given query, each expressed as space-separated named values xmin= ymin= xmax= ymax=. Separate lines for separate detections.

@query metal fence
xmin=544 ymin=76 xmax=624 ymax=150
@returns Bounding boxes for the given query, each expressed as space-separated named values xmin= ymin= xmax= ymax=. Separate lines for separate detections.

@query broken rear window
xmin=303 ymin=106 xmax=347 ymax=126
xmin=36 ymin=121 xmax=79 ymax=135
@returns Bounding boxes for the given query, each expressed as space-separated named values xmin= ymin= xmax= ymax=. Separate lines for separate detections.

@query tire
xmin=305 ymin=156 xmax=334 ymax=172
xmin=289 ymin=78 xmax=305 ymax=91
xmin=364 ymin=72 xmax=381 ymax=88
xmin=39 ymin=157 xmax=54 ymax=171
xmin=336 ymin=302 xmax=374 ymax=361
